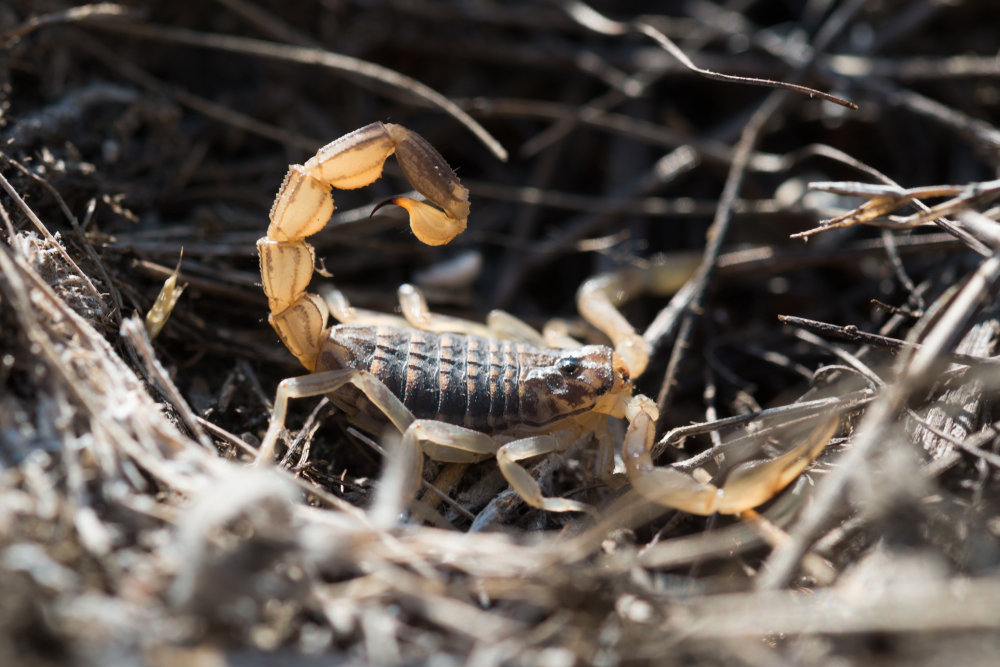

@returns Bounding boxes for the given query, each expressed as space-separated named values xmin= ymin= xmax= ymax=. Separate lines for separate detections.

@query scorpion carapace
xmin=256 ymin=123 xmax=838 ymax=525
xmin=316 ymin=325 xmax=631 ymax=434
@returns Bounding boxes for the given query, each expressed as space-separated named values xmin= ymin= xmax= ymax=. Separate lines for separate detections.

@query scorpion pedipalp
xmin=623 ymin=405 xmax=839 ymax=516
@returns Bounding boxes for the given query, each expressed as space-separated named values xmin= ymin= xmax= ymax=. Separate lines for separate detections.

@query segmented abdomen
xmin=317 ymin=324 xmax=524 ymax=432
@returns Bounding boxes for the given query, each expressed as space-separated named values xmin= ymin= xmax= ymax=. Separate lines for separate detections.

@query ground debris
xmin=3 ymin=2 xmax=1000 ymax=665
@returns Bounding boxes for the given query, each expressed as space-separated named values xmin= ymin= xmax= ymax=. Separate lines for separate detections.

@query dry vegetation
xmin=3 ymin=0 xmax=1000 ymax=665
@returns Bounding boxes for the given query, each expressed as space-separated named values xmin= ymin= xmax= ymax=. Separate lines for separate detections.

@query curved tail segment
xmin=258 ymin=122 xmax=470 ymax=370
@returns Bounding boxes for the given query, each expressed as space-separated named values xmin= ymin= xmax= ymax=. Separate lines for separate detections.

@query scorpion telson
xmin=256 ymin=123 xmax=839 ymax=524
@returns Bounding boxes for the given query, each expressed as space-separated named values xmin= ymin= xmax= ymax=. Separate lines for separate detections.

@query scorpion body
xmin=318 ymin=324 xmax=623 ymax=434
xmin=256 ymin=122 xmax=838 ymax=523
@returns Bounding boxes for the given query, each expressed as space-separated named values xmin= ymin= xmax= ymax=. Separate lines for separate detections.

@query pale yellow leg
xmin=577 ymin=270 xmax=652 ymax=378
xmin=571 ymin=410 xmax=627 ymax=491
xmin=542 ymin=318 xmax=585 ymax=349
xmin=405 ymin=420 xmax=498 ymax=467
xmin=398 ymin=284 xmax=496 ymax=337
xmin=256 ymin=368 xmax=499 ymax=527
xmin=484 ymin=310 xmax=547 ymax=346
xmin=319 ymin=284 xmax=410 ymax=328
xmin=592 ymin=418 xmax=628 ymax=491
xmin=257 ymin=368 xmax=415 ymax=464
xmin=398 ymin=284 xmax=546 ymax=344
xmin=378 ymin=421 xmax=492 ymax=522
xmin=391 ymin=419 xmax=596 ymax=515
xmin=496 ymin=433 xmax=596 ymax=514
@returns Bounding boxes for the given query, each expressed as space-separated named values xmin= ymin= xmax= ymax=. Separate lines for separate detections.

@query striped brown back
xmin=316 ymin=325 xmax=525 ymax=433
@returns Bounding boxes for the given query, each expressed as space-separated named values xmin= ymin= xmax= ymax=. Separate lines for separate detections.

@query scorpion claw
xmin=623 ymin=408 xmax=839 ymax=516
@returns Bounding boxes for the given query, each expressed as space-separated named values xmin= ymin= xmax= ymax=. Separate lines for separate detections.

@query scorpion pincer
xmin=256 ymin=122 xmax=839 ymax=522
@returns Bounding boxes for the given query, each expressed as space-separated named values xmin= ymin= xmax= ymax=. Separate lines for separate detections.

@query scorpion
xmin=256 ymin=121 xmax=838 ymax=520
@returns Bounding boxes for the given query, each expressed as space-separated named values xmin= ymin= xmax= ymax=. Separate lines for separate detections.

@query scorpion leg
xmin=397 ymin=284 xmax=548 ymax=345
xmin=568 ymin=410 xmax=627 ymax=491
xmin=256 ymin=368 xmax=476 ymax=523
xmin=319 ymin=284 xmax=411 ymax=328
xmin=372 ymin=419 xmax=498 ymax=527
xmin=397 ymin=283 xmax=495 ymax=338
xmin=485 ymin=310 xmax=548 ymax=346
xmin=622 ymin=395 xmax=839 ymax=515
xmin=496 ymin=432 xmax=596 ymax=514
xmin=396 ymin=420 xmax=596 ymax=514
xmin=257 ymin=368 xmax=415 ymax=464
xmin=256 ymin=368 xmax=487 ymax=524
xmin=588 ymin=414 xmax=629 ymax=491
xmin=259 ymin=368 xmax=596 ymax=519
xmin=541 ymin=319 xmax=584 ymax=349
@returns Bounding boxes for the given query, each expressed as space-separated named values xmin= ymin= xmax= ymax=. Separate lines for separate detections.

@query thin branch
xmin=562 ymin=1 xmax=857 ymax=109
xmin=780 ymin=315 xmax=1000 ymax=368
xmin=81 ymin=19 xmax=508 ymax=161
